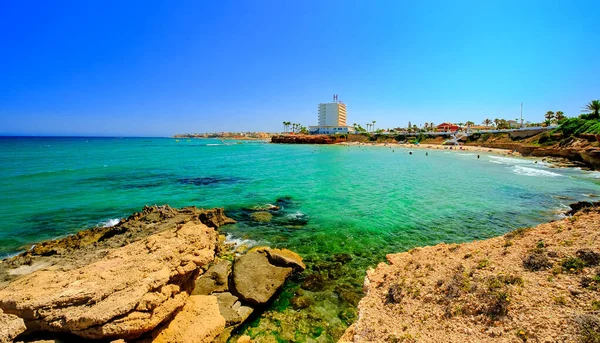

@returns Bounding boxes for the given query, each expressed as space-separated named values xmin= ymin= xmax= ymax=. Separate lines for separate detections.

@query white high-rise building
xmin=309 ymin=95 xmax=354 ymax=134
xmin=318 ymin=102 xmax=347 ymax=126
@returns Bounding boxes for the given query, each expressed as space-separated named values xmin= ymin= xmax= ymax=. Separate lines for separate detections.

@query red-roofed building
xmin=437 ymin=122 xmax=460 ymax=132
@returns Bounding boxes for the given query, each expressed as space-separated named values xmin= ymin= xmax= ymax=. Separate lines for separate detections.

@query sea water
xmin=1 ymin=137 xmax=599 ymax=341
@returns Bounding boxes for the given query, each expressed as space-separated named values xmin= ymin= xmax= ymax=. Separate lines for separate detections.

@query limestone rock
xmin=192 ymin=259 xmax=231 ymax=295
xmin=232 ymin=252 xmax=292 ymax=305
xmin=150 ymin=295 xmax=225 ymax=343
xmin=0 ymin=221 xmax=217 ymax=340
xmin=266 ymin=248 xmax=306 ymax=271
xmin=214 ymin=292 xmax=254 ymax=327
xmin=0 ymin=309 xmax=26 ymax=343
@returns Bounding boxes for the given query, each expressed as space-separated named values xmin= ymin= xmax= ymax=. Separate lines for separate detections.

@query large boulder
xmin=231 ymin=252 xmax=292 ymax=305
xmin=0 ymin=221 xmax=217 ymax=340
xmin=149 ymin=295 xmax=225 ymax=343
xmin=0 ymin=309 xmax=26 ymax=343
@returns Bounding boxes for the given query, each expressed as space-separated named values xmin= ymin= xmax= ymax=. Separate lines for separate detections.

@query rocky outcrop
xmin=0 ymin=310 xmax=26 ymax=343
xmin=0 ymin=205 xmax=236 ymax=286
xmin=342 ymin=206 xmax=600 ymax=343
xmin=145 ymin=295 xmax=225 ymax=343
xmin=271 ymin=135 xmax=346 ymax=144
xmin=0 ymin=205 xmax=304 ymax=343
xmin=0 ymin=221 xmax=217 ymax=340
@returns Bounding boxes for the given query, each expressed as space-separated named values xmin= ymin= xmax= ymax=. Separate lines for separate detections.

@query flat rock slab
xmin=0 ymin=222 xmax=217 ymax=340
xmin=232 ymin=252 xmax=292 ymax=305
xmin=149 ymin=295 xmax=225 ymax=343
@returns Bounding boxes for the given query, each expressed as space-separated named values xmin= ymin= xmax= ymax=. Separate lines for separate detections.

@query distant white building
xmin=309 ymin=95 xmax=355 ymax=134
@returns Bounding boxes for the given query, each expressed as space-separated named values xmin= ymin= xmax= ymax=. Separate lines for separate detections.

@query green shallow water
xmin=1 ymin=137 xmax=600 ymax=342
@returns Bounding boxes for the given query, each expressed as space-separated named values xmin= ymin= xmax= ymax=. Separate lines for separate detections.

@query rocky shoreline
xmin=0 ymin=205 xmax=305 ymax=343
xmin=341 ymin=201 xmax=600 ymax=343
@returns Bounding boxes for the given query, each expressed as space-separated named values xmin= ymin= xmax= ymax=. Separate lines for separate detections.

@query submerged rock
xmin=301 ymin=273 xmax=327 ymax=292
xmin=249 ymin=211 xmax=272 ymax=223
xmin=232 ymin=251 xmax=292 ymax=305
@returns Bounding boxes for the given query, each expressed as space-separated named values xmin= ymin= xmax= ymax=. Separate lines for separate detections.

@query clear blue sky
xmin=1 ymin=0 xmax=599 ymax=136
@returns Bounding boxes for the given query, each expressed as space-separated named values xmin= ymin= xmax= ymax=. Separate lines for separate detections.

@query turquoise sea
xmin=1 ymin=136 xmax=600 ymax=341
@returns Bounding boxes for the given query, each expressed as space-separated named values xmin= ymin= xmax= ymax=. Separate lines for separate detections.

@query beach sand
xmin=338 ymin=141 xmax=522 ymax=157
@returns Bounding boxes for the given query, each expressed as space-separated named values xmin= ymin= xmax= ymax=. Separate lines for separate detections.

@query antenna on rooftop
xmin=333 ymin=94 xmax=338 ymax=102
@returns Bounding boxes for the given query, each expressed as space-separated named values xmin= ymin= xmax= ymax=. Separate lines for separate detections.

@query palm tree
xmin=465 ymin=121 xmax=475 ymax=127
xmin=555 ymin=111 xmax=565 ymax=122
xmin=372 ymin=120 xmax=376 ymax=132
xmin=482 ymin=119 xmax=492 ymax=127
xmin=545 ymin=111 xmax=555 ymax=122
xmin=493 ymin=118 xmax=500 ymax=127
xmin=583 ymin=100 xmax=600 ymax=119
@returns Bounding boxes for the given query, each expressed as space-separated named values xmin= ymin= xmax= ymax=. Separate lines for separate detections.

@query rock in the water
xmin=265 ymin=248 xmax=306 ymax=271
xmin=301 ymin=273 xmax=327 ymax=292
xmin=192 ymin=259 xmax=232 ymax=295
xmin=149 ymin=295 xmax=225 ymax=343
xmin=232 ymin=252 xmax=292 ymax=305
xmin=0 ymin=221 xmax=217 ymax=340
xmin=250 ymin=211 xmax=272 ymax=223
xmin=0 ymin=309 xmax=26 ymax=343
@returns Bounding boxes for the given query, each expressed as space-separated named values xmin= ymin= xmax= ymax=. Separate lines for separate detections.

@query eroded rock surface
xmin=147 ymin=295 xmax=225 ymax=343
xmin=0 ymin=221 xmax=217 ymax=340
xmin=0 ymin=309 xmax=26 ymax=343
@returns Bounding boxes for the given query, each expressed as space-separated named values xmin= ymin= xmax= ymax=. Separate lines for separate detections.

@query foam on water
xmin=99 ymin=218 xmax=121 ymax=228
xmin=224 ymin=233 xmax=259 ymax=249
xmin=489 ymin=156 xmax=534 ymax=165
xmin=512 ymin=165 xmax=562 ymax=177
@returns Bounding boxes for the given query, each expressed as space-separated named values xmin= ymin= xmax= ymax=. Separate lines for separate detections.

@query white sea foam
xmin=206 ymin=144 xmax=222 ymax=146
xmin=224 ymin=233 xmax=258 ymax=249
xmin=99 ymin=218 xmax=121 ymax=228
xmin=489 ymin=156 xmax=533 ymax=165
xmin=287 ymin=211 xmax=308 ymax=220
xmin=512 ymin=165 xmax=562 ymax=177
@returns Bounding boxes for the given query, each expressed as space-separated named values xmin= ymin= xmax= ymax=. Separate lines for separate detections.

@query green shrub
xmin=561 ymin=257 xmax=586 ymax=273
xmin=554 ymin=118 xmax=600 ymax=137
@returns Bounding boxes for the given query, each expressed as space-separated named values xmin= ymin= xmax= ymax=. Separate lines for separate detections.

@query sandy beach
xmin=338 ymin=141 xmax=523 ymax=157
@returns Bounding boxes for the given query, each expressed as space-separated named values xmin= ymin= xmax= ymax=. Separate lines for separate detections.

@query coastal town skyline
xmin=2 ymin=1 xmax=599 ymax=136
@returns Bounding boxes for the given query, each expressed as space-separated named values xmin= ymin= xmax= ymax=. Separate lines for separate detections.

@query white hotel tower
xmin=309 ymin=95 xmax=355 ymax=134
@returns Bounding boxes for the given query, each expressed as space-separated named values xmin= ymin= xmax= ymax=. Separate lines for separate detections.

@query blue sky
xmin=1 ymin=0 xmax=599 ymax=136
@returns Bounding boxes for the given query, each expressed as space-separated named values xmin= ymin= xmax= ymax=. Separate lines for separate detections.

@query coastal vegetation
xmin=345 ymin=202 xmax=600 ymax=343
